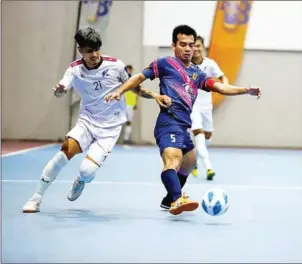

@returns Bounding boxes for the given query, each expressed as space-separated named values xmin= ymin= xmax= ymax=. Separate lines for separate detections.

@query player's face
xmin=193 ymin=39 xmax=205 ymax=59
xmin=79 ymin=47 xmax=101 ymax=67
xmin=127 ymin=67 xmax=133 ymax=75
xmin=172 ymin=34 xmax=195 ymax=65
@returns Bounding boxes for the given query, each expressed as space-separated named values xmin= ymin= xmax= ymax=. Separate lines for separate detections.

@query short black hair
xmin=126 ymin=65 xmax=133 ymax=70
xmin=196 ymin=35 xmax=205 ymax=46
xmin=74 ymin=27 xmax=102 ymax=50
xmin=172 ymin=25 xmax=197 ymax=44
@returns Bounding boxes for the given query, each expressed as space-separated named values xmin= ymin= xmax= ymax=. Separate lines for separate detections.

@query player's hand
xmin=247 ymin=86 xmax=261 ymax=99
xmin=53 ymin=83 xmax=67 ymax=98
xmin=105 ymin=91 xmax=121 ymax=102
xmin=155 ymin=95 xmax=172 ymax=108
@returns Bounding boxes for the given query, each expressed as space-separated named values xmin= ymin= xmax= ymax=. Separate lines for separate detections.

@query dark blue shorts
xmin=154 ymin=124 xmax=194 ymax=155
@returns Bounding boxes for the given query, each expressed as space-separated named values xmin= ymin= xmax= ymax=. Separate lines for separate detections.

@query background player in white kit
xmin=22 ymin=27 xmax=171 ymax=213
xmin=191 ymin=36 xmax=229 ymax=180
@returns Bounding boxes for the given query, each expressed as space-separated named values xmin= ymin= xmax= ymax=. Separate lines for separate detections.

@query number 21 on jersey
xmin=93 ymin=80 xmax=102 ymax=90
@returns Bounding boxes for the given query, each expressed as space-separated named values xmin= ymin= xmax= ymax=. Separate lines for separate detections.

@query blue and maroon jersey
xmin=142 ymin=56 xmax=211 ymax=128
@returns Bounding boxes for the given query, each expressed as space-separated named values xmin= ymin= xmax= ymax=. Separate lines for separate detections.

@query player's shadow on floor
xmin=39 ymin=209 xmax=119 ymax=223
xmin=203 ymin=221 xmax=232 ymax=226
xmin=39 ymin=208 xmax=204 ymax=224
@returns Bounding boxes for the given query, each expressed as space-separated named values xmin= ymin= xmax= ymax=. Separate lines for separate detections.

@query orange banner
xmin=208 ymin=1 xmax=253 ymax=108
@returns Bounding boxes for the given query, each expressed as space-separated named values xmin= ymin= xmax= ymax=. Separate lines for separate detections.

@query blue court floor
xmin=2 ymin=145 xmax=302 ymax=263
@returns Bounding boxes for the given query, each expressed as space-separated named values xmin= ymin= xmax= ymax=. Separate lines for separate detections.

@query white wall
xmin=213 ymin=50 xmax=302 ymax=148
xmin=2 ymin=1 xmax=79 ymax=140
xmin=144 ymin=1 xmax=302 ymax=51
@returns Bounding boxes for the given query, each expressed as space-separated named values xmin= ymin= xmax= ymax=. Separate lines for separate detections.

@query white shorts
xmin=191 ymin=107 xmax=214 ymax=132
xmin=66 ymin=118 xmax=122 ymax=165
xmin=126 ymin=106 xmax=135 ymax=122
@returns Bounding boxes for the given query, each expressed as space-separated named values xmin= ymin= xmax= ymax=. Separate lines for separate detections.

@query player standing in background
xmin=22 ymin=27 xmax=171 ymax=213
xmin=123 ymin=65 xmax=138 ymax=145
xmin=190 ymin=36 xmax=229 ymax=180
xmin=105 ymin=25 xmax=261 ymax=215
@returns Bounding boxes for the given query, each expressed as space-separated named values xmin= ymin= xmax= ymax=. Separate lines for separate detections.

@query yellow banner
xmin=208 ymin=1 xmax=253 ymax=108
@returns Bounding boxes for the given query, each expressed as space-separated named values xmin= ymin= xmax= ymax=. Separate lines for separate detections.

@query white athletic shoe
xmin=67 ymin=178 xmax=85 ymax=201
xmin=22 ymin=197 xmax=41 ymax=213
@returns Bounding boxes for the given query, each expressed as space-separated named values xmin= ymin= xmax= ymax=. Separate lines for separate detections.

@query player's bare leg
xmin=192 ymin=129 xmax=215 ymax=180
xmin=161 ymin=147 xmax=199 ymax=215
xmin=67 ymin=125 xmax=121 ymax=201
xmin=67 ymin=155 xmax=100 ymax=201
xmin=22 ymin=138 xmax=82 ymax=213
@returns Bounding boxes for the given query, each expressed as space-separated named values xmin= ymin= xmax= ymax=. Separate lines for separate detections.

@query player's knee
xmin=61 ymin=138 xmax=82 ymax=160
xmin=79 ymin=158 xmax=99 ymax=183
xmin=164 ymin=159 xmax=179 ymax=170
xmin=193 ymin=129 xmax=204 ymax=137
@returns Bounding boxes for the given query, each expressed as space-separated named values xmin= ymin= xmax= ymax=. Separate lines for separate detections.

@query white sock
xmin=195 ymin=133 xmax=212 ymax=171
xmin=124 ymin=125 xmax=132 ymax=141
xmin=32 ymin=151 xmax=68 ymax=199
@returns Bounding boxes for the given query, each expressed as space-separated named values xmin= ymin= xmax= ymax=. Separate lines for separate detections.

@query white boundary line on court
xmin=2 ymin=180 xmax=302 ymax=190
xmin=1 ymin=143 xmax=59 ymax=157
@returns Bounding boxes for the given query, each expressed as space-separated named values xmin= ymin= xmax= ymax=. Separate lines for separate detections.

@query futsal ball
xmin=201 ymin=188 xmax=229 ymax=216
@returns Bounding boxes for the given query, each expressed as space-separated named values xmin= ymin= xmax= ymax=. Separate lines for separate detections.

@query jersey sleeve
xmin=210 ymin=60 xmax=224 ymax=78
xmin=141 ymin=57 xmax=166 ymax=80
xmin=117 ymin=60 xmax=130 ymax=83
xmin=59 ymin=67 xmax=75 ymax=89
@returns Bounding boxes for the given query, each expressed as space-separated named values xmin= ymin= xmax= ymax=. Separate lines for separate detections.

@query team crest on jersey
xmin=102 ymin=69 xmax=109 ymax=77
xmin=192 ymin=73 xmax=197 ymax=80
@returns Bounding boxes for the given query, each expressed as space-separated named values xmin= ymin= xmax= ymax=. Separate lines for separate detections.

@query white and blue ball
xmin=201 ymin=188 xmax=229 ymax=216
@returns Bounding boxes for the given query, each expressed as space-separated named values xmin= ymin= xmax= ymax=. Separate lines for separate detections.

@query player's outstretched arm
xmin=105 ymin=73 xmax=146 ymax=102
xmin=219 ymin=75 xmax=229 ymax=85
xmin=132 ymin=86 xmax=172 ymax=108
xmin=207 ymin=79 xmax=261 ymax=99
xmin=53 ymin=66 xmax=75 ymax=98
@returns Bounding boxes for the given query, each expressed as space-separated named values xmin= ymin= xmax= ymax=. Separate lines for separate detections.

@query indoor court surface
xmin=2 ymin=143 xmax=302 ymax=263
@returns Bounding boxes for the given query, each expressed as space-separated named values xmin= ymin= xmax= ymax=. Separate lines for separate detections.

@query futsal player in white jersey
xmin=190 ymin=36 xmax=229 ymax=180
xmin=22 ymin=27 xmax=171 ymax=213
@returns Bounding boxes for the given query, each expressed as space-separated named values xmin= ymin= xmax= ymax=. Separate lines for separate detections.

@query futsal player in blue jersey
xmin=105 ymin=25 xmax=261 ymax=215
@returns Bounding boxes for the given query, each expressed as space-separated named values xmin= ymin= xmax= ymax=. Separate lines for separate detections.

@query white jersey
xmin=195 ymin=57 xmax=224 ymax=109
xmin=59 ymin=55 xmax=129 ymax=128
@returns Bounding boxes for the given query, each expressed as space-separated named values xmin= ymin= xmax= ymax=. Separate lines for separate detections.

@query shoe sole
xmin=22 ymin=209 xmax=40 ymax=213
xmin=169 ymin=201 xmax=199 ymax=215
xmin=67 ymin=195 xmax=80 ymax=202
xmin=67 ymin=185 xmax=85 ymax=201
xmin=160 ymin=204 xmax=170 ymax=210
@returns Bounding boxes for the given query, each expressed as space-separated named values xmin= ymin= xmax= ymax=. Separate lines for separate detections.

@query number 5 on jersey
xmin=170 ymin=134 xmax=176 ymax=143
xmin=93 ymin=80 xmax=102 ymax=90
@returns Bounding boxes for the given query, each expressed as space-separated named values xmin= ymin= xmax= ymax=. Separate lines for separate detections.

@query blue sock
xmin=164 ymin=171 xmax=188 ymax=201
xmin=177 ymin=168 xmax=189 ymax=188
xmin=161 ymin=169 xmax=182 ymax=202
